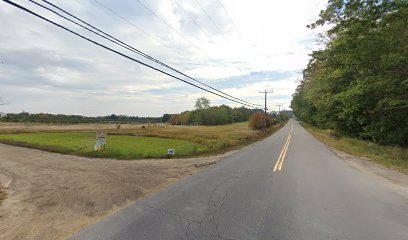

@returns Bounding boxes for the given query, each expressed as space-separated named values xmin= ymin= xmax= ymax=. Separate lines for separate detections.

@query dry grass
xmin=302 ymin=122 xmax=408 ymax=174
xmin=0 ymin=122 xmax=285 ymax=159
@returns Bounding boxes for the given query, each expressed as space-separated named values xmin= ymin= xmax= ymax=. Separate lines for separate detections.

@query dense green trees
xmin=0 ymin=112 xmax=161 ymax=124
xmin=167 ymin=105 xmax=259 ymax=126
xmin=291 ymin=0 xmax=408 ymax=146
xmin=165 ymin=98 xmax=262 ymax=126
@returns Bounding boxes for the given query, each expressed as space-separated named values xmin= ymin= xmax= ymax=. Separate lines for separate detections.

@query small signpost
xmin=95 ymin=131 xmax=107 ymax=151
xmin=167 ymin=149 xmax=175 ymax=155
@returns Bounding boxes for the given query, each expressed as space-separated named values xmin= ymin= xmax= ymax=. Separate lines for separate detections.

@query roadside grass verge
xmin=301 ymin=122 xmax=408 ymax=174
xmin=0 ymin=122 xmax=285 ymax=159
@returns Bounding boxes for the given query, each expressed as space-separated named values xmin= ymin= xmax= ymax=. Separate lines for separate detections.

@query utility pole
xmin=259 ymin=90 xmax=273 ymax=131
xmin=276 ymin=104 xmax=283 ymax=115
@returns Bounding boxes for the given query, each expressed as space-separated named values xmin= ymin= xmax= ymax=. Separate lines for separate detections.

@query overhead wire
xmin=91 ymin=0 xmax=232 ymax=71
xmin=32 ymin=0 xmax=260 ymax=107
xmin=134 ymin=0 xmax=211 ymax=60
xmin=192 ymin=0 xmax=224 ymax=35
xmin=92 ymin=0 xmax=186 ymax=58
xmin=173 ymin=0 xmax=206 ymax=36
xmin=2 ymin=0 xmax=261 ymax=108
xmin=216 ymin=0 xmax=242 ymax=37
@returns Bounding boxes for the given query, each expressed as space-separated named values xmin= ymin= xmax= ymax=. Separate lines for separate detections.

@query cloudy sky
xmin=0 ymin=0 xmax=326 ymax=117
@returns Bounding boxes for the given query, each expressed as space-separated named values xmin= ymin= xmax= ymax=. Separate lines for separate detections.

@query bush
xmin=249 ymin=112 xmax=274 ymax=130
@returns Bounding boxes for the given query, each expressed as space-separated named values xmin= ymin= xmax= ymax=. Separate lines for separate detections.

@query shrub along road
xmin=71 ymin=119 xmax=408 ymax=240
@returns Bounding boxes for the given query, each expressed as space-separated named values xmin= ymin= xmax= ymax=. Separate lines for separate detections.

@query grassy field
xmin=0 ymin=132 xmax=206 ymax=159
xmin=302 ymin=123 xmax=408 ymax=174
xmin=0 ymin=122 xmax=284 ymax=159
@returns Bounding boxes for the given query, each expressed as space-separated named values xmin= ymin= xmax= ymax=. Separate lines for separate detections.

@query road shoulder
xmin=331 ymin=148 xmax=408 ymax=199
xmin=0 ymin=143 xmax=235 ymax=240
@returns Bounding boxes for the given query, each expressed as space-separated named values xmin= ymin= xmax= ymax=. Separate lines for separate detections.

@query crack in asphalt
xmin=140 ymin=175 xmax=240 ymax=240
xmin=185 ymin=220 xmax=192 ymax=240
xmin=140 ymin=203 xmax=200 ymax=224
xmin=140 ymin=203 xmax=200 ymax=240
xmin=198 ymin=175 xmax=240 ymax=240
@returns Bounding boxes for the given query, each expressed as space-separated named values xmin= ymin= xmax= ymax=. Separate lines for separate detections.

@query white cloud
xmin=0 ymin=0 xmax=326 ymax=116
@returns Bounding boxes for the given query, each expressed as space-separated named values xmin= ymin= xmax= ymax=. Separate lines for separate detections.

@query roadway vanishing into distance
xmin=71 ymin=119 xmax=408 ymax=240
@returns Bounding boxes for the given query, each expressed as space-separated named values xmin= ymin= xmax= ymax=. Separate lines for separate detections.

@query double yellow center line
xmin=273 ymin=125 xmax=293 ymax=172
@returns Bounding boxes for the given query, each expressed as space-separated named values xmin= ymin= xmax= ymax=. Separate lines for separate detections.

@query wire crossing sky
xmin=0 ymin=0 xmax=326 ymax=116
xmin=27 ymin=0 xmax=261 ymax=107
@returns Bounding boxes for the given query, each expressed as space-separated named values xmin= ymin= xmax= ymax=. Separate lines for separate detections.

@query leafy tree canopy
xmin=195 ymin=97 xmax=211 ymax=110
xmin=291 ymin=0 xmax=408 ymax=146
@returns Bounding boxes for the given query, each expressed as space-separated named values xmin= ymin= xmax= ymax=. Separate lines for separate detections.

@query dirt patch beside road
xmin=0 ymin=143 xmax=233 ymax=240
xmin=0 ymin=184 xmax=6 ymax=206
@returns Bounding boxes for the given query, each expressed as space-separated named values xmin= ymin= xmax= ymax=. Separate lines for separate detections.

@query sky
xmin=0 ymin=0 xmax=327 ymax=117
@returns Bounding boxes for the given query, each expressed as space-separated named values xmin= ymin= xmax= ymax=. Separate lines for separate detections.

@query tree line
xmin=162 ymin=98 xmax=291 ymax=127
xmin=163 ymin=105 xmax=261 ymax=126
xmin=0 ymin=112 xmax=162 ymax=124
xmin=291 ymin=0 xmax=408 ymax=146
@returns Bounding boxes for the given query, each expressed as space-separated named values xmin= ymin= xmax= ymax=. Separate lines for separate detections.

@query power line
xmin=2 ymin=0 xmax=260 ymax=108
xmin=31 ymin=0 xmax=260 ymax=107
xmin=135 ymin=0 xmax=211 ymax=59
xmin=35 ymin=0 xmax=180 ymax=69
xmin=216 ymin=0 xmax=242 ymax=37
xmin=173 ymin=0 xmax=206 ymax=36
xmin=192 ymin=0 xmax=224 ymax=35
xmin=92 ymin=0 xmax=229 ymax=68
xmin=92 ymin=0 xmax=185 ymax=57
xmin=91 ymin=0 xmax=229 ymax=70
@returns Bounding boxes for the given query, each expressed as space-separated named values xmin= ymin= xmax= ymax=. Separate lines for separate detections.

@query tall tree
xmin=292 ymin=0 xmax=408 ymax=146
xmin=195 ymin=97 xmax=210 ymax=110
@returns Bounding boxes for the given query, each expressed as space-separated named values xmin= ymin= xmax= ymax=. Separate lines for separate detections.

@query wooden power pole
xmin=276 ymin=104 xmax=283 ymax=115
xmin=259 ymin=90 xmax=273 ymax=131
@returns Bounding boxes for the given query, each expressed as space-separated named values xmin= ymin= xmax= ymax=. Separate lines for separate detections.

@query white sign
xmin=96 ymin=131 xmax=107 ymax=139
xmin=167 ymin=149 xmax=175 ymax=155
xmin=95 ymin=131 xmax=107 ymax=151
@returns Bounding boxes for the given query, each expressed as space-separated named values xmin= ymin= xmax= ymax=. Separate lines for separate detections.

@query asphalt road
xmin=71 ymin=119 xmax=408 ymax=240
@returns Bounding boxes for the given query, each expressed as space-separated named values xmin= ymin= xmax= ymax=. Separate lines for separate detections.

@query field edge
xmin=0 ymin=122 xmax=287 ymax=160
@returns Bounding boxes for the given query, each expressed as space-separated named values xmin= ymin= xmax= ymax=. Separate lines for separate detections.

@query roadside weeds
xmin=301 ymin=122 xmax=408 ymax=175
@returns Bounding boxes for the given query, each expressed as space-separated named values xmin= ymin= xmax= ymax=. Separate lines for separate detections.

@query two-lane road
xmin=71 ymin=120 xmax=408 ymax=240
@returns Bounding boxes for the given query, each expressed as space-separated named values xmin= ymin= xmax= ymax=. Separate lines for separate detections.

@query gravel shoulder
xmin=332 ymin=148 xmax=408 ymax=199
xmin=0 ymin=143 xmax=233 ymax=240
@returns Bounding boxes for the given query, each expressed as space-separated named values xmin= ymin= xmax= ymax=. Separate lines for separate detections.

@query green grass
xmin=0 ymin=121 xmax=286 ymax=159
xmin=107 ymin=122 xmax=285 ymax=154
xmin=0 ymin=132 xmax=207 ymax=159
xmin=301 ymin=122 xmax=408 ymax=174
